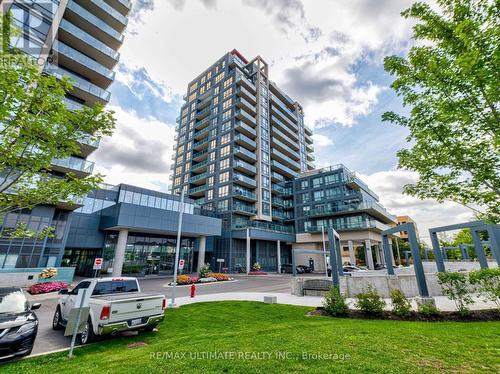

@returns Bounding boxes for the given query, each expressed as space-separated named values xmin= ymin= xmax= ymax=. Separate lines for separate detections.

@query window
xmin=222 ymin=98 xmax=232 ymax=110
xmin=208 ymin=176 xmax=214 ymax=187
xmin=219 ymin=185 xmax=229 ymax=197
xmin=222 ymin=110 xmax=232 ymax=120
xmin=313 ymin=190 xmax=324 ymax=201
xmin=223 ymin=77 xmax=233 ymax=88
xmin=215 ymin=72 xmax=224 ymax=83
xmin=209 ymin=151 xmax=216 ymax=162
xmin=219 ymin=172 xmax=229 ymax=183
xmin=220 ymin=145 xmax=231 ymax=157
xmin=218 ymin=199 xmax=229 ymax=211
xmin=220 ymin=158 xmax=230 ymax=170
xmin=221 ymin=133 xmax=230 ymax=145
xmin=312 ymin=177 xmax=323 ymax=188
xmin=300 ymin=180 xmax=309 ymax=189
xmin=210 ymin=139 xmax=217 ymax=149
xmin=324 ymin=174 xmax=340 ymax=185
xmin=188 ymin=92 xmax=196 ymax=102
xmin=223 ymin=87 xmax=233 ymax=98
xmin=207 ymin=190 xmax=213 ymax=201
xmin=325 ymin=187 xmax=341 ymax=199
xmin=299 ymin=192 xmax=310 ymax=203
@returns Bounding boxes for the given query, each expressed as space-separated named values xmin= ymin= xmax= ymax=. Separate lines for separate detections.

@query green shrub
xmin=437 ymin=271 xmax=473 ymax=316
xmin=469 ymin=268 xmax=500 ymax=308
xmin=355 ymin=285 xmax=386 ymax=314
xmin=198 ymin=263 xmax=211 ymax=278
xmin=323 ymin=287 xmax=349 ymax=316
xmin=417 ymin=300 xmax=440 ymax=316
xmin=390 ymin=289 xmax=412 ymax=316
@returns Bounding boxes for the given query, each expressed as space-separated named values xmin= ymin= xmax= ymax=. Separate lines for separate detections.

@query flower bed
xmin=247 ymin=271 xmax=268 ymax=275
xmin=28 ymin=281 xmax=68 ymax=295
xmin=206 ymin=272 xmax=231 ymax=281
xmin=176 ymin=275 xmax=198 ymax=285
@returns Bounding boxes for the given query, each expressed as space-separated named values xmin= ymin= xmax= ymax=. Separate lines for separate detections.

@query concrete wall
xmin=0 ymin=267 xmax=75 ymax=288
xmin=396 ymin=261 xmax=498 ymax=274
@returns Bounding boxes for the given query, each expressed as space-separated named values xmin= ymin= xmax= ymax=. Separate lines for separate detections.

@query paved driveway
xmin=27 ymin=275 xmax=293 ymax=356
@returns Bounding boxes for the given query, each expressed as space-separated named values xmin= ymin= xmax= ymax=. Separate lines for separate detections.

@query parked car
xmin=52 ymin=277 xmax=166 ymax=345
xmin=374 ymin=264 xmax=387 ymax=270
xmin=296 ymin=265 xmax=312 ymax=273
xmin=0 ymin=287 xmax=41 ymax=361
xmin=342 ymin=265 xmax=366 ymax=273
xmin=280 ymin=264 xmax=305 ymax=274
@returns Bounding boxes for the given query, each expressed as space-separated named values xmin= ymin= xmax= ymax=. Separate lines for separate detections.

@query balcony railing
xmin=233 ymin=159 xmax=257 ymax=174
xmin=233 ymin=187 xmax=257 ymax=200
xmin=235 ymin=121 xmax=256 ymax=138
xmin=52 ymin=156 xmax=94 ymax=174
xmin=303 ymin=201 xmax=396 ymax=222
xmin=233 ymin=173 xmax=257 ymax=187
xmin=233 ymin=203 xmax=257 ymax=215
xmin=235 ymin=133 xmax=257 ymax=149
xmin=46 ymin=64 xmax=111 ymax=102
xmin=59 ymin=20 xmax=120 ymax=61
xmin=302 ymin=220 xmax=392 ymax=233
xmin=91 ymin=0 xmax=129 ymax=26
xmin=67 ymin=0 xmax=124 ymax=43
xmin=232 ymin=220 xmax=294 ymax=234
xmin=52 ymin=40 xmax=115 ymax=80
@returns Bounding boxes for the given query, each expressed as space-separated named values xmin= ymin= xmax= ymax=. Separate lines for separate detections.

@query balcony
xmin=51 ymin=156 xmax=94 ymax=177
xmin=233 ymin=173 xmax=257 ymax=188
xmin=196 ymin=107 xmax=211 ymax=121
xmin=346 ymin=173 xmax=380 ymax=200
xmin=235 ymin=109 xmax=256 ymax=127
xmin=271 ymin=160 xmax=297 ymax=179
xmin=271 ymin=171 xmax=286 ymax=183
xmin=233 ymin=159 xmax=257 ymax=175
xmin=236 ymin=75 xmax=256 ymax=92
xmin=304 ymin=201 xmax=396 ymax=224
xmin=53 ymin=40 xmax=115 ymax=86
xmin=271 ymin=137 xmax=300 ymax=161
xmin=233 ymin=187 xmax=257 ymax=202
xmin=271 ymin=197 xmax=284 ymax=207
xmin=80 ymin=0 xmax=129 ymax=31
xmin=232 ymin=219 xmax=294 ymax=234
xmin=236 ymin=86 xmax=257 ymax=104
xmin=190 ymin=172 xmax=207 ymax=185
xmin=272 ymin=209 xmax=287 ymax=220
xmin=192 ymin=149 xmax=208 ymax=161
xmin=194 ymin=124 xmax=215 ymax=140
xmin=270 ymin=94 xmax=298 ymax=124
xmin=271 ymin=148 xmax=301 ymax=171
xmin=271 ymin=124 xmax=300 ymax=150
xmin=77 ymin=133 xmax=100 ymax=157
xmin=233 ymin=203 xmax=257 ymax=216
xmin=58 ymin=20 xmax=119 ymax=69
xmin=235 ymin=121 xmax=256 ymax=138
xmin=302 ymin=220 xmax=392 ymax=234
xmin=306 ymin=153 xmax=315 ymax=161
xmin=189 ymin=185 xmax=207 ymax=196
xmin=235 ymin=97 xmax=256 ymax=116
xmin=271 ymin=183 xmax=286 ymax=194
xmin=193 ymin=137 xmax=210 ymax=150
xmin=64 ymin=97 xmax=84 ymax=111
xmin=234 ymin=145 xmax=257 ymax=163
xmin=197 ymin=96 xmax=211 ymax=110
xmin=45 ymin=64 xmax=111 ymax=105
xmin=191 ymin=160 xmax=210 ymax=172
xmin=195 ymin=116 xmax=212 ymax=130
xmin=304 ymin=125 xmax=313 ymax=136
xmin=66 ymin=0 xmax=124 ymax=50
xmin=235 ymin=133 xmax=257 ymax=150
xmin=271 ymin=115 xmax=298 ymax=141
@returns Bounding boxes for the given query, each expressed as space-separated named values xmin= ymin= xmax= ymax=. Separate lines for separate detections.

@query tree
xmin=383 ymin=0 xmax=500 ymax=223
xmin=0 ymin=13 xmax=115 ymax=237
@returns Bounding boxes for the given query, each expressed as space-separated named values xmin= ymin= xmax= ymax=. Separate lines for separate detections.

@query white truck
xmin=52 ymin=277 xmax=166 ymax=344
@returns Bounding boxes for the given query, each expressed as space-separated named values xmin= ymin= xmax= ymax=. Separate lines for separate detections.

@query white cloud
xmin=120 ymin=0 xmax=416 ymax=128
xmin=89 ymin=105 xmax=174 ymax=192
xmin=360 ymin=169 xmax=474 ymax=244
xmin=311 ymin=134 xmax=333 ymax=147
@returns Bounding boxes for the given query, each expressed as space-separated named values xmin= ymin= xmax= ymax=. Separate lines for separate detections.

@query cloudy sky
xmin=89 ymin=0 xmax=473 ymax=243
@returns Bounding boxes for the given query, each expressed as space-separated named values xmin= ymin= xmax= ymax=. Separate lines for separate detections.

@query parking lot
xmin=27 ymin=274 xmax=294 ymax=356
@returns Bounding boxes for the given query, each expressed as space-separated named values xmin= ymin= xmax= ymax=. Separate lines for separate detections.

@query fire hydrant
xmin=190 ymin=283 xmax=196 ymax=298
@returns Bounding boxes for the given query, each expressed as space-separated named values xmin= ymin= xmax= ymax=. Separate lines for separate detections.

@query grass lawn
xmin=3 ymin=301 xmax=499 ymax=373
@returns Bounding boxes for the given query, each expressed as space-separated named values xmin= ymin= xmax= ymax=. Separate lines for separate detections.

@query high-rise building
xmin=171 ymin=50 xmax=315 ymax=272
xmin=0 ymin=0 xmax=130 ymax=269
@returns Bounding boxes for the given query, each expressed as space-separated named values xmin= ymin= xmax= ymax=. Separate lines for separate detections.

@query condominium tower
xmin=172 ymin=50 xmax=315 ymax=272
xmin=0 ymin=0 xmax=130 ymax=269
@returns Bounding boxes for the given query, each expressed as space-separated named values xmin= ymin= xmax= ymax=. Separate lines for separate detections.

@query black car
xmin=296 ymin=265 xmax=312 ymax=273
xmin=0 ymin=287 xmax=40 ymax=361
xmin=280 ymin=264 xmax=305 ymax=274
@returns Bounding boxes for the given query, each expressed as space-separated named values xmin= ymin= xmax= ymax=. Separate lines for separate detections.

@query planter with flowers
xmin=28 ymin=281 xmax=68 ymax=295
xmin=248 ymin=262 xmax=267 ymax=275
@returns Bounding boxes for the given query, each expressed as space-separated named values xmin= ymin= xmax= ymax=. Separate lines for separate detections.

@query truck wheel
xmin=52 ymin=306 xmax=63 ymax=330
xmin=144 ymin=325 xmax=158 ymax=332
xmin=78 ymin=318 xmax=95 ymax=345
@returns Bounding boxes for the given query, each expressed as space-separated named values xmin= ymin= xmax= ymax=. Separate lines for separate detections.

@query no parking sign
xmin=93 ymin=257 xmax=103 ymax=270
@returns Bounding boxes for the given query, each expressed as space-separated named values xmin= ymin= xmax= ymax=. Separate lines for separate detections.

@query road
xmin=27 ymin=274 xmax=293 ymax=356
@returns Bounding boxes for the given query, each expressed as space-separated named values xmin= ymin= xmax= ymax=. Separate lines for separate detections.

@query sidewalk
xmin=172 ymin=292 xmax=497 ymax=312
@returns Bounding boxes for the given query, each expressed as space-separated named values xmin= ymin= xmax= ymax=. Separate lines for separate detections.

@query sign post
xmin=93 ymin=257 xmax=103 ymax=278
xmin=170 ymin=190 xmax=185 ymax=308
xmin=67 ymin=288 xmax=89 ymax=358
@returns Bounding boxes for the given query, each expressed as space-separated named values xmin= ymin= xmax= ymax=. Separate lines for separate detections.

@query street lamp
xmin=169 ymin=189 xmax=185 ymax=308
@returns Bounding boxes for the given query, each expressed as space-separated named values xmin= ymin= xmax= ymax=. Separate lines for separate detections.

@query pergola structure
xmin=429 ymin=221 xmax=500 ymax=271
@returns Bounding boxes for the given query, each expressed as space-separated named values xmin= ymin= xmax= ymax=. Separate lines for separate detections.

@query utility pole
xmin=169 ymin=189 xmax=185 ymax=308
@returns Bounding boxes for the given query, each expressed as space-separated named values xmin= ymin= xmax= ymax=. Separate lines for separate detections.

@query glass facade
xmin=103 ymin=233 xmax=194 ymax=275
